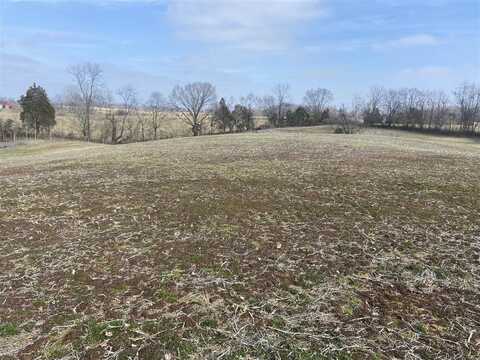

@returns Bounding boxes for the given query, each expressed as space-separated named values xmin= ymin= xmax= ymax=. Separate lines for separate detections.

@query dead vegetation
xmin=0 ymin=127 xmax=479 ymax=359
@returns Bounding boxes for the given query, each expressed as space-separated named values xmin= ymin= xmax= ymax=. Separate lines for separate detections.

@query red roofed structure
xmin=0 ymin=101 xmax=16 ymax=110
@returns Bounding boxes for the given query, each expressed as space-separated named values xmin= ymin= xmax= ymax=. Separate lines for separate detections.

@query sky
xmin=0 ymin=0 xmax=479 ymax=104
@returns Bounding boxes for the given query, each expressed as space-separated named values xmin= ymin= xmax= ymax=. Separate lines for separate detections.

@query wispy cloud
xmin=5 ymin=27 xmax=105 ymax=50
xmin=5 ymin=0 xmax=327 ymax=51
xmin=165 ymin=0 xmax=327 ymax=51
xmin=2 ymin=0 xmax=478 ymax=98
xmin=0 ymin=52 xmax=66 ymax=97
xmin=373 ymin=34 xmax=442 ymax=50
xmin=401 ymin=66 xmax=451 ymax=78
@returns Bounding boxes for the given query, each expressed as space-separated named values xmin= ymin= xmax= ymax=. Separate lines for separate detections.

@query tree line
xmin=362 ymin=84 xmax=480 ymax=134
xmin=258 ymin=83 xmax=480 ymax=135
xmin=60 ymin=64 xmax=339 ymax=143
xmin=4 ymin=62 xmax=479 ymax=144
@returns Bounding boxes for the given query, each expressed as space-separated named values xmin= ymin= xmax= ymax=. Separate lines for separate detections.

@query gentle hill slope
xmin=1 ymin=128 xmax=479 ymax=359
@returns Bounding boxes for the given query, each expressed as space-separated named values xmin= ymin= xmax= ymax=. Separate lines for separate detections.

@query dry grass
xmin=0 ymin=127 xmax=479 ymax=359
xmin=0 ymin=108 xmax=192 ymax=141
xmin=0 ymin=108 xmax=269 ymax=142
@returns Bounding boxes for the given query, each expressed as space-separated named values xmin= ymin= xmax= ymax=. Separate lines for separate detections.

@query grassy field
xmin=0 ymin=107 xmax=193 ymax=141
xmin=0 ymin=108 xmax=269 ymax=142
xmin=0 ymin=127 xmax=479 ymax=359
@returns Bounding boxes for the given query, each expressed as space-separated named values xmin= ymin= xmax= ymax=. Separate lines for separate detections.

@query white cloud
xmin=165 ymin=0 xmax=327 ymax=51
xmin=6 ymin=0 xmax=327 ymax=51
xmin=373 ymin=34 xmax=442 ymax=50
xmin=401 ymin=66 xmax=451 ymax=77
xmin=390 ymin=34 xmax=441 ymax=47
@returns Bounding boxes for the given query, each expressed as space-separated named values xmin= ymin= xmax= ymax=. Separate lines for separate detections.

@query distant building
xmin=0 ymin=101 xmax=16 ymax=110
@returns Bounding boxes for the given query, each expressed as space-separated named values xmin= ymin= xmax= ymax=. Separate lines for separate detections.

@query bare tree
xmin=258 ymin=95 xmax=276 ymax=127
xmin=454 ymin=82 xmax=480 ymax=133
xmin=334 ymin=105 xmax=357 ymax=134
xmin=432 ymin=91 xmax=450 ymax=130
xmin=146 ymin=92 xmax=168 ymax=140
xmin=169 ymin=82 xmax=216 ymax=136
xmin=363 ymin=86 xmax=385 ymax=126
xmin=401 ymin=88 xmax=425 ymax=128
xmin=113 ymin=85 xmax=138 ymax=144
xmin=0 ymin=119 xmax=17 ymax=144
xmin=99 ymin=89 xmax=115 ymax=144
xmin=271 ymin=84 xmax=290 ymax=127
xmin=135 ymin=109 xmax=148 ymax=142
xmin=239 ymin=93 xmax=256 ymax=130
xmin=303 ymin=88 xmax=333 ymax=123
xmin=67 ymin=63 xmax=103 ymax=141
xmin=351 ymin=95 xmax=364 ymax=124
xmin=424 ymin=90 xmax=449 ymax=130
xmin=63 ymin=86 xmax=87 ymax=137
xmin=382 ymin=89 xmax=402 ymax=127
xmin=368 ymin=87 xmax=384 ymax=112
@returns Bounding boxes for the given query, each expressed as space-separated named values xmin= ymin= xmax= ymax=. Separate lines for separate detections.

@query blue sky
xmin=0 ymin=0 xmax=479 ymax=104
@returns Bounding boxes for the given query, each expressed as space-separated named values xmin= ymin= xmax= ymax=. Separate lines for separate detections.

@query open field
xmin=0 ymin=127 xmax=479 ymax=359
xmin=0 ymin=108 xmax=192 ymax=141
xmin=0 ymin=108 xmax=270 ymax=143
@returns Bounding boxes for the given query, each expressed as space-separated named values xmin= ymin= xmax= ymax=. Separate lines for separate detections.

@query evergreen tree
xmin=232 ymin=104 xmax=254 ymax=132
xmin=214 ymin=98 xmax=233 ymax=133
xmin=18 ymin=83 xmax=56 ymax=138
xmin=286 ymin=106 xmax=310 ymax=127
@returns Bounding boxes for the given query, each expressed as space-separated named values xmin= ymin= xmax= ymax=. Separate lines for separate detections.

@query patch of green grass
xmin=222 ymin=349 xmax=247 ymax=360
xmin=85 ymin=319 xmax=108 ymax=345
xmin=141 ymin=317 xmax=193 ymax=354
xmin=0 ymin=323 xmax=19 ymax=337
xmin=84 ymin=319 xmax=124 ymax=345
xmin=271 ymin=316 xmax=286 ymax=329
xmin=341 ymin=296 xmax=362 ymax=317
xmin=159 ymin=268 xmax=184 ymax=284
xmin=298 ymin=270 xmax=325 ymax=288
xmin=42 ymin=342 xmax=71 ymax=360
xmin=202 ymin=264 xmax=232 ymax=278
xmin=200 ymin=318 xmax=218 ymax=328
xmin=415 ymin=321 xmax=429 ymax=334
xmin=155 ymin=288 xmax=178 ymax=303
xmin=112 ymin=283 xmax=129 ymax=295
xmin=190 ymin=254 xmax=203 ymax=263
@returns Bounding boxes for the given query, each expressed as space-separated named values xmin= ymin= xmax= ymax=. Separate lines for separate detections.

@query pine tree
xmin=18 ymin=83 xmax=56 ymax=139
xmin=286 ymin=106 xmax=310 ymax=127
xmin=214 ymin=98 xmax=233 ymax=133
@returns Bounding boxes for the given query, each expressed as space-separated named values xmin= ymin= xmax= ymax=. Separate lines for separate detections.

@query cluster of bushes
xmin=261 ymin=86 xmax=333 ymax=129
xmin=212 ymin=97 xmax=255 ymax=133
xmin=0 ymin=119 xmax=17 ymax=143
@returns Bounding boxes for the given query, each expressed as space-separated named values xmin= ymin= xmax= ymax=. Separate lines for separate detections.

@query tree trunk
xmin=111 ymin=119 xmax=117 ymax=144
xmin=192 ymin=124 xmax=201 ymax=136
